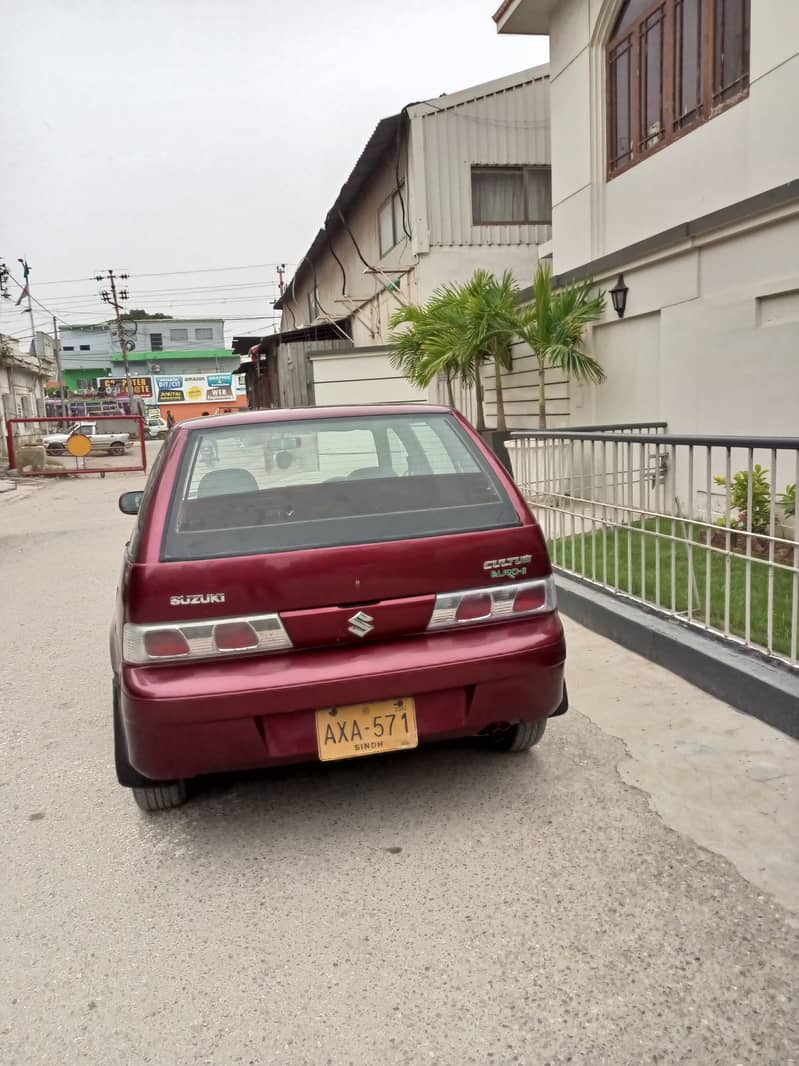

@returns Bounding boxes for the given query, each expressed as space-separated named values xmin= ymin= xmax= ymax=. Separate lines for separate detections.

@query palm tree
xmin=516 ymin=263 xmax=606 ymax=429
xmin=389 ymin=270 xmax=519 ymax=431
xmin=389 ymin=293 xmax=462 ymax=410
xmin=458 ymin=270 xmax=518 ymax=431
xmin=388 ymin=303 xmax=454 ymax=405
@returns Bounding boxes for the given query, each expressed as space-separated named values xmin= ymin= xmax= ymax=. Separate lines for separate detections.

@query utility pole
xmin=0 ymin=261 xmax=18 ymax=420
xmin=96 ymin=269 xmax=134 ymax=413
xmin=277 ymin=263 xmax=286 ymax=295
xmin=52 ymin=316 xmax=67 ymax=419
xmin=18 ymin=259 xmax=43 ymax=376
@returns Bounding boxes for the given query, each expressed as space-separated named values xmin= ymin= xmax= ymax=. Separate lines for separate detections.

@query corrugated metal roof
xmin=232 ymin=320 xmax=350 ymax=358
xmin=274 ymin=114 xmax=403 ymax=309
xmin=275 ymin=64 xmax=551 ymax=308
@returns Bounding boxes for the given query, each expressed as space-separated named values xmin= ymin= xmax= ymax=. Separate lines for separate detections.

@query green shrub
xmin=778 ymin=483 xmax=796 ymax=519
xmin=713 ymin=465 xmax=771 ymax=534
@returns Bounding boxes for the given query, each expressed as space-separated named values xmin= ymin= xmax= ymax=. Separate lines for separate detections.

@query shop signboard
xmin=96 ymin=376 xmax=153 ymax=398
xmin=153 ymin=373 xmax=243 ymax=405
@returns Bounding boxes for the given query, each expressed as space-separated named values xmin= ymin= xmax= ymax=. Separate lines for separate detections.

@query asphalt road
xmin=1 ymin=453 xmax=797 ymax=1066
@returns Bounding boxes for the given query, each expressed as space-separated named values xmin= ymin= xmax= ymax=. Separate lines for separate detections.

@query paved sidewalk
xmin=565 ymin=618 xmax=799 ymax=915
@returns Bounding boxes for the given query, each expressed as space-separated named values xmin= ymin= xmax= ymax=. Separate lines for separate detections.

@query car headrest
xmin=197 ymin=468 xmax=259 ymax=497
xmin=347 ymin=466 xmax=396 ymax=480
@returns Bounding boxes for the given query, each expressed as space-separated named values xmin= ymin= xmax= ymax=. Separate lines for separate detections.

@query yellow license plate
xmin=315 ymin=697 xmax=418 ymax=762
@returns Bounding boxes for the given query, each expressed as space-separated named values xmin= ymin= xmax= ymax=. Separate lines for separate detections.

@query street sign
xmin=66 ymin=434 xmax=92 ymax=458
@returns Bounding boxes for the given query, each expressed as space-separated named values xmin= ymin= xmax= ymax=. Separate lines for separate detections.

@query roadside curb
xmin=555 ymin=571 xmax=799 ymax=741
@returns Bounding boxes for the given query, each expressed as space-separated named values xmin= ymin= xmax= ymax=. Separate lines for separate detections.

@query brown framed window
xmin=674 ymin=0 xmax=703 ymax=128
xmin=607 ymin=0 xmax=750 ymax=176
xmin=714 ymin=0 xmax=750 ymax=104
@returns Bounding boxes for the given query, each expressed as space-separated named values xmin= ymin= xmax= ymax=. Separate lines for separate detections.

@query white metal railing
xmin=508 ymin=430 xmax=799 ymax=670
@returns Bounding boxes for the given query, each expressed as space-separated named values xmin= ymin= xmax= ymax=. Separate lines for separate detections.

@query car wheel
xmin=110 ymin=441 xmax=125 ymax=455
xmin=483 ymin=717 xmax=547 ymax=752
xmin=47 ymin=442 xmax=65 ymax=455
xmin=133 ymin=782 xmax=188 ymax=812
xmin=113 ymin=684 xmax=187 ymax=810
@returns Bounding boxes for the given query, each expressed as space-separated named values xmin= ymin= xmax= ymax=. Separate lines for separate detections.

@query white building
xmin=59 ymin=317 xmax=225 ymax=372
xmin=495 ymin=0 xmax=799 ymax=435
xmin=1 ymin=332 xmax=57 ymax=459
xmin=265 ymin=67 xmax=552 ymax=421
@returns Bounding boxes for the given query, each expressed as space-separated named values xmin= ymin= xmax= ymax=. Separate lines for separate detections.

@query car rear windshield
xmin=161 ymin=413 xmax=520 ymax=560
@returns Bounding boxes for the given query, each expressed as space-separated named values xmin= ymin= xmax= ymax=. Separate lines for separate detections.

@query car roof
xmin=176 ymin=404 xmax=451 ymax=431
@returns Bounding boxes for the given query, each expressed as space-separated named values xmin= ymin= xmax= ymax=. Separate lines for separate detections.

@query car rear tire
xmin=484 ymin=717 xmax=547 ymax=752
xmin=47 ymin=442 xmax=65 ymax=455
xmin=114 ymin=684 xmax=187 ymax=810
xmin=110 ymin=441 xmax=125 ymax=455
xmin=133 ymin=782 xmax=188 ymax=812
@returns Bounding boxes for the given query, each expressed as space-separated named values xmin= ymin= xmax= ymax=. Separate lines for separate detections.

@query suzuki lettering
xmin=170 ymin=593 xmax=226 ymax=606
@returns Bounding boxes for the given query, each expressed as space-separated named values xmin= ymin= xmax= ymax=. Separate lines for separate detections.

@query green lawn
xmin=551 ymin=518 xmax=797 ymax=658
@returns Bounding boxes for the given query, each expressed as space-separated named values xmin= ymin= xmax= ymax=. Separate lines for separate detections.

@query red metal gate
xmin=6 ymin=415 xmax=148 ymax=477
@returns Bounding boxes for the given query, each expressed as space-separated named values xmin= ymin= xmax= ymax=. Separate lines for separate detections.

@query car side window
xmin=127 ymin=442 xmax=169 ymax=560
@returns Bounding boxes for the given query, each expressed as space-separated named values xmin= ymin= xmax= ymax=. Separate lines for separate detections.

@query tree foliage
xmin=389 ymin=265 xmax=606 ymax=431
xmin=516 ymin=263 xmax=606 ymax=428
xmin=389 ymin=270 xmax=520 ymax=430
xmin=121 ymin=309 xmax=174 ymax=321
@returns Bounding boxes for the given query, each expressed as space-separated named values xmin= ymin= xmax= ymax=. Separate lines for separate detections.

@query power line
xmin=417 ymin=99 xmax=549 ymax=128
xmin=34 ymin=262 xmax=298 ymax=286
xmin=49 ymin=297 xmax=283 ymax=314
xmin=4 ymin=270 xmax=75 ymax=326
xmin=33 ymin=280 xmax=284 ymax=308
xmin=129 ymin=262 xmax=296 ymax=280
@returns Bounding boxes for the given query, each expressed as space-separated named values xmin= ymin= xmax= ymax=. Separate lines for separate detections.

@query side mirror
xmin=118 ymin=490 xmax=144 ymax=515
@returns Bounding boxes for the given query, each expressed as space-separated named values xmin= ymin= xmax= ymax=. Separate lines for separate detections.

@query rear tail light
xmin=213 ymin=620 xmax=259 ymax=651
xmin=512 ymin=583 xmax=548 ymax=614
xmin=123 ymin=613 xmax=292 ymax=665
xmin=143 ymin=629 xmax=191 ymax=659
xmin=427 ymin=576 xmax=556 ymax=631
xmin=455 ymin=593 xmax=493 ymax=623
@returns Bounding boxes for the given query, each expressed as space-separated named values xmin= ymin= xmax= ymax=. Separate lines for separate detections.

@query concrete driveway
xmin=1 ymin=456 xmax=797 ymax=1065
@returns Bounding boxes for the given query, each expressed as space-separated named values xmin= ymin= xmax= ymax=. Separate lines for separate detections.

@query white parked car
xmin=45 ymin=421 xmax=134 ymax=456
xmin=145 ymin=417 xmax=169 ymax=440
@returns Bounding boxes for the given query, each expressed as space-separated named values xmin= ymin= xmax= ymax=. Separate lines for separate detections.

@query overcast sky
xmin=1 ymin=0 xmax=546 ymax=343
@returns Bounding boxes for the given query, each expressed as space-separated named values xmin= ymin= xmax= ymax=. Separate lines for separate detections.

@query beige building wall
xmin=583 ymin=208 xmax=799 ymax=436
xmin=310 ymin=348 xmax=426 ymax=407
xmin=497 ymin=0 xmax=799 ymax=437
xmin=541 ymin=0 xmax=799 ymax=272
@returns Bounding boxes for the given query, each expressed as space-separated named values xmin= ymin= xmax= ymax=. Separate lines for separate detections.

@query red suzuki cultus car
xmin=110 ymin=406 xmax=567 ymax=811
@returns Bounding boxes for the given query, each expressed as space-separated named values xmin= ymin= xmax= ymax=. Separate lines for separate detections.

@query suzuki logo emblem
xmin=347 ymin=611 xmax=375 ymax=638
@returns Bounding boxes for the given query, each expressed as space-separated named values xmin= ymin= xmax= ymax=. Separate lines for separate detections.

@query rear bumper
xmin=119 ymin=615 xmax=566 ymax=781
